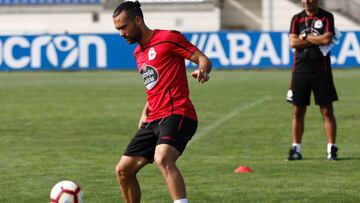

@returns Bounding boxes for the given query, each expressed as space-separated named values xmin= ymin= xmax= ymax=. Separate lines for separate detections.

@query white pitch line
xmin=188 ymin=96 xmax=272 ymax=146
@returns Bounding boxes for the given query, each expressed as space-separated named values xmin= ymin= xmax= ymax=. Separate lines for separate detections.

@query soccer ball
xmin=50 ymin=180 xmax=84 ymax=203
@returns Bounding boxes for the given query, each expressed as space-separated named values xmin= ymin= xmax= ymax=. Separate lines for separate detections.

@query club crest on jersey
xmin=140 ymin=64 xmax=159 ymax=90
xmin=148 ymin=47 xmax=156 ymax=61
xmin=314 ymin=20 xmax=323 ymax=29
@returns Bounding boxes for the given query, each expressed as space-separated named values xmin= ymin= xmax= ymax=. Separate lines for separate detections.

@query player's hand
xmin=191 ymin=69 xmax=210 ymax=83
xmin=138 ymin=115 xmax=147 ymax=129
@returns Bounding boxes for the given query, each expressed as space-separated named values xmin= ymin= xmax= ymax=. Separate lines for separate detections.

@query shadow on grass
xmin=333 ymin=157 xmax=360 ymax=161
xmin=288 ymin=157 xmax=360 ymax=161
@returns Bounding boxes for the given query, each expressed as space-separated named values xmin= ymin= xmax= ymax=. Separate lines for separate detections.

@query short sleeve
xmin=167 ymin=31 xmax=198 ymax=60
xmin=326 ymin=13 xmax=335 ymax=35
xmin=289 ymin=15 xmax=299 ymax=35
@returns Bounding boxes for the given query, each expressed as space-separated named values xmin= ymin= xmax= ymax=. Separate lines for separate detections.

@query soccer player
xmin=286 ymin=0 xmax=339 ymax=161
xmin=112 ymin=1 xmax=212 ymax=203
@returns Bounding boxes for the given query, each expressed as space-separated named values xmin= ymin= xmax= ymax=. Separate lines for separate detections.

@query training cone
xmin=234 ymin=165 xmax=253 ymax=173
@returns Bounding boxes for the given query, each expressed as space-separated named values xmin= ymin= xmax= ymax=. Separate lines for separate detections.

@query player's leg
xmin=314 ymin=71 xmax=339 ymax=160
xmin=291 ymin=72 xmax=311 ymax=144
xmin=286 ymin=72 xmax=310 ymax=160
xmin=154 ymin=115 xmax=197 ymax=202
xmin=116 ymin=126 xmax=157 ymax=202
xmin=286 ymin=104 xmax=307 ymax=160
xmin=115 ymin=156 xmax=149 ymax=203
xmin=319 ymin=104 xmax=336 ymax=144
xmin=154 ymin=144 xmax=186 ymax=200
xmin=319 ymin=104 xmax=339 ymax=160
xmin=292 ymin=104 xmax=307 ymax=144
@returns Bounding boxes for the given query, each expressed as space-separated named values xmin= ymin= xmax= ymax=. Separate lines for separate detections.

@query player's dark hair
xmin=113 ymin=1 xmax=143 ymax=20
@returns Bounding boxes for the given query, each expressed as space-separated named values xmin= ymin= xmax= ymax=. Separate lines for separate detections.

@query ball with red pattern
xmin=50 ymin=180 xmax=84 ymax=203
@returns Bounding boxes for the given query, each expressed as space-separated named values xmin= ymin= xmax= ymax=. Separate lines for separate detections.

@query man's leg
xmin=319 ymin=103 xmax=339 ymax=160
xmin=154 ymin=144 xmax=186 ymax=201
xmin=319 ymin=104 xmax=337 ymax=144
xmin=287 ymin=105 xmax=307 ymax=160
xmin=115 ymin=155 xmax=149 ymax=203
xmin=292 ymin=105 xmax=307 ymax=144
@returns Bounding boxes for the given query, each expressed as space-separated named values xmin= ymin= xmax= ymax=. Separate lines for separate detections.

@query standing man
xmin=286 ymin=0 xmax=339 ymax=161
xmin=112 ymin=1 xmax=212 ymax=203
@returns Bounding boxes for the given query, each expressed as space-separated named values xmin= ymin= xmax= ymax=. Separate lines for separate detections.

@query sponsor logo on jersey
xmin=140 ymin=64 xmax=159 ymax=90
xmin=148 ymin=47 xmax=156 ymax=61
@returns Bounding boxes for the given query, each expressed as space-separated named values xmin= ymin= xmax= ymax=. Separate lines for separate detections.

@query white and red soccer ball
xmin=50 ymin=180 xmax=84 ymax=203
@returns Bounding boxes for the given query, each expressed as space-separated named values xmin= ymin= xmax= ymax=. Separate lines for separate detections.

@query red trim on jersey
xmin=291 ymin=17 xmax=298 ymax=34
xmin=291 ymin=16 xmax=327 ymax=34
xmin=161 ymin=136 xmax=177 ymax=141
xmin=296 ymin=16 xmax=326 ymax=22
xmin=325 ymin=18 xmax=330 ymax=32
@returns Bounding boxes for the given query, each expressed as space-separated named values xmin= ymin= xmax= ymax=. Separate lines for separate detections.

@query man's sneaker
xmin=327 ymin=145 xmax=339 ymax=160
xmin=286 ymin=146 xmax=302 ymax=161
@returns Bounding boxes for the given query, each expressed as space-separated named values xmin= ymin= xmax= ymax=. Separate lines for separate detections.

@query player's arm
xmin=289 ymin=34 xmax=312 ymax=49
xmin=189 ymin=50 xmax=212 ymax=83
xmin=290 ymin=32 xmax=333 ymax=49
xmin=304 ymin=32 xmax=333 ymax=45
xmin=138 ymin=101 xmax=149 ymax=129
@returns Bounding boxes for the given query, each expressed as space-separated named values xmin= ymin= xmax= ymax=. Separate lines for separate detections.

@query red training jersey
xmin=134 ymin=29 xmax=198 ymax=122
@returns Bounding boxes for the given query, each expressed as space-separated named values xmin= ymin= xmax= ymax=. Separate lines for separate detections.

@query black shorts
xmin=288 ymin=71 xmax=338 ymax=106
xmin=123 ymin=114 xmax=198 ymax=162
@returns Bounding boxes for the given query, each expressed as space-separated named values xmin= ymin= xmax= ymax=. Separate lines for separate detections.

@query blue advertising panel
xmin=185 ymin=31 xmax=360 ymax=69
xmin=0 ymin=34 xmax=136 ymax=71
xmin=0 ymin=31 xmax=359 ymax=71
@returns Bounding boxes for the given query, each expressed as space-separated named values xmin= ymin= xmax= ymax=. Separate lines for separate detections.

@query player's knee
xmin=293 ymin=108 xmax=306 ymax=119
xmin=293 ymin=112 xmax=304 ymax=120
xmin=320 ymin=106 xmax=334 ymax=119
xmin=115 ymin=162 xmax=124 ymax=177
xmin=115 ymin=162 xmax=132 ymax=183
xmin=154 ymin=154 xmax=165 ymax=167
xmin=154 ymin=154 xmax=173 ymax=169
xmin=322 ymin=110 xmax=334 ymax=120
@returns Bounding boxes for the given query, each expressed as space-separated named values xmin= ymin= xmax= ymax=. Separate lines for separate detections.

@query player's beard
xmin=126 ymin=26 xmax=142 ymax=44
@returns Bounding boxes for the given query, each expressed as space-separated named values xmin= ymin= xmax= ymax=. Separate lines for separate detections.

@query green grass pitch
xmin=0 ymin=69 xmax=360 ymax=202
